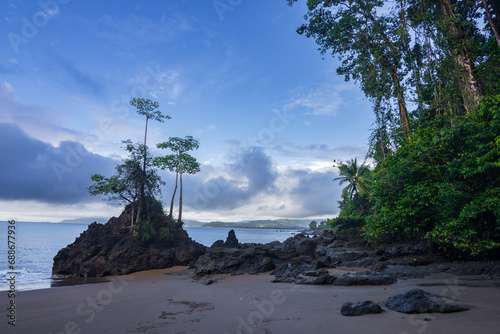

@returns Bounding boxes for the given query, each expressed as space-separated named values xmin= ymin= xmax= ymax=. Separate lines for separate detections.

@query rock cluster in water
xmin=52 ymin=207 xmax=206 ymax=278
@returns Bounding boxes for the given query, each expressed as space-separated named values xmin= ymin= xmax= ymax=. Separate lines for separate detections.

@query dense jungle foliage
xmin=289 ymin=0 xmax=500 ymax=256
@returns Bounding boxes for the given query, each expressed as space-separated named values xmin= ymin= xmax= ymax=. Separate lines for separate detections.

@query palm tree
xmin=333 ymin=158 xmax=372 ymax=199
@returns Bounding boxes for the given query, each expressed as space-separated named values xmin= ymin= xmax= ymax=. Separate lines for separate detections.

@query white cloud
xmin=1 ymin=200 xmax=120 ymax=223
xmin=284 ymin=83 xmax=342 ymax=115
xmin=0 ymin=82 xmax=84 ymax=147
xmin=195 ymin=124 xmax=216 ymax=135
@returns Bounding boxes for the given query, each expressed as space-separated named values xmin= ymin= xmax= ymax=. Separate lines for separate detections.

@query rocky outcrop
xmin=193 ymin=230 xmax=397 ymax=285
xmin=386 ymin=289 xmax=470 ymax=313
xmin=54 ymin=215 xmax=500 ymax=285
xmin=192 ymin=229 xmax=500 ymax=285
xmin=52 ymin=208 xmax=206 ymax=278
xmin=341 ymin=301 xmax=383 ymax=316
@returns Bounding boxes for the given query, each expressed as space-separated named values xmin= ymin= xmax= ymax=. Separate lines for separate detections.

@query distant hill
xmin=58 ymin=217 xmax=109 ymax=225
xmin=48 ymin=217 xmax=317 ymax=229
xmin=182 ymin=219 xmax=206 ymax=227
xmin=201 ymin=219 xmax=315 ymax=230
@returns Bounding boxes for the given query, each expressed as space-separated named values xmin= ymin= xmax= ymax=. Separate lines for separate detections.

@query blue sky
xmin=0 ymin=0 xmax=374 ymax=223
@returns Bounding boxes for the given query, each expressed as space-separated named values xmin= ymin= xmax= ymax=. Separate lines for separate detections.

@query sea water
xmin=0 ymin=221 xmax=298 ymax=291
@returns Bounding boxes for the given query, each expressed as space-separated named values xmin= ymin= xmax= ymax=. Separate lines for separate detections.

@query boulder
xmin=341 ymin=301 xmax=383 ymax=316
xmin=386 ymin=289 xmax=469 ymax=314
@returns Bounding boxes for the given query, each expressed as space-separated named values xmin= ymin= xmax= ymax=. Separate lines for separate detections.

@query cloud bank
xmin=0 ymin=125 xmax=343 ymax=221
xmin=0 ymin=123 xmax=116 ymax=204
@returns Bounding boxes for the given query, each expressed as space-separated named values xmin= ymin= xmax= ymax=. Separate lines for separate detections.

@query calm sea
xmin=0 ymin=221 xmax=298 ymax=291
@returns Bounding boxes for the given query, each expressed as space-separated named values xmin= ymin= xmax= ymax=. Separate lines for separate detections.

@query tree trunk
xmin=361 ymin=4 xmax=412 ymax=138
xmin=131 ymin=204 xmax=135 ymax=229
xmin=178 ymin=160 xmax=183 ymax=223
xmin=136 ymin=118 xmax=149 ymax=224
xmin=437 ymin=0 xmax=484 ymax=113
xmin=391 ymin=65 xmax=412 ymax=138
xmin=483 ymin=0 xmax=500 ymax=49
xmin=169 ymin=171 xmax=178 ymax=217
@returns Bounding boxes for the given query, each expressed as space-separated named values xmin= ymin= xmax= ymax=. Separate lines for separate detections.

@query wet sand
xmin=2 ymin=266 xmax=500 ymax=334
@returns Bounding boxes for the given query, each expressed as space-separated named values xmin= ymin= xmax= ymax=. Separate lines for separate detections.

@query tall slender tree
xmin=288 ymin=0 xmax=412 ymax=138
xmin=154 ymin=136 xmax=200 ymax=222
xmin=130 ymin=98 xmax=170 ymax=222
xmin=435 ymin=0 xmax=484 ymax=113
xmin=482 ymin=0 xmax=500 ymax=49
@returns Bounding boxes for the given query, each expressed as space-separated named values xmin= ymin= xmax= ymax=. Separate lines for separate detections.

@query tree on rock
xmin=88 ymin=140 xmax=164 ymax=230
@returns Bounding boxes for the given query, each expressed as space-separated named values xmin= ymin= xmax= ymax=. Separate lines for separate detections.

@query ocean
xmin=0 ymin=221 xmax=298 ymax=291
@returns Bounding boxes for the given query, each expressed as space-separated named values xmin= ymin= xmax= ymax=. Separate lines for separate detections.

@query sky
xmin=0 ymin=0 xmax=374 ymax=223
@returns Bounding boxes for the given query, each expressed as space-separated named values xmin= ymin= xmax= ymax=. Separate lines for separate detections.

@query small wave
xmin=0 ymin=268 xmax=52 ymax=291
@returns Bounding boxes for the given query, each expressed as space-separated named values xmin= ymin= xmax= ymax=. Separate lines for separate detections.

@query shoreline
xmin=2 ymin=267 xmax=500 ymax=333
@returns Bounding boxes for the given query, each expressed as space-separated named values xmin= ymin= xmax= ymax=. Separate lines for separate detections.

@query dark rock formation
xmin=193 ymin=229 xmax=500 ymax=285
xmin=210 ymin=229 xmax=239 ymax=248
xmin=194 ymin=230 xmax=397 ymax=285
xmin=224 ymin=229 xmax=239 ymax=248
xmin=193 ymin=244 xmax=276 ymax=278
xmin=341 ymin=301 xmax=383 ymax=316
xmin=386 ymin=289 xmax=469 ymax=314
xmin=52 ymin=207 xmax=206 ymax=278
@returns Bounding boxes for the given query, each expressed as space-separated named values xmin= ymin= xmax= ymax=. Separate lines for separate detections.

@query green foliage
xmin=366 ymin=95 xmax=500 ymax=255
xmin=133 ymin=198 xmax=180 ymax=245
xmin=88 ymin=140 xmax=164 ymax=228
xmin=330 ymin=160 xmax=374 ymax=232
xmin=329 ymin=217 xmax=366 ymax=231
xmin=288 ymin=0 xmax=500 ymax=257
xmin=309 ymin=220 xmax=330 ymax=230
xmin=130 ymin=98 xmax=170 ymax=123
xmin=333 ymin=158 xmax=373 ymax=198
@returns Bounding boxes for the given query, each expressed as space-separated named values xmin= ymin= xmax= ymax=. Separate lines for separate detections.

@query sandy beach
xmin=2 ymin=267 xmax=500 ymax=334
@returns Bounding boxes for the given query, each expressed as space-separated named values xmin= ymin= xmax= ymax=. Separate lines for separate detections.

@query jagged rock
xmin=303 ymin=268 xmax=329 ymax=277
xmin=376 ymin=241 xmax=428 ymax=257
xmin=191 ymin=229 xmax=500 ymax=285
xmin=210 ymin=240 xmax=225 ymax=248
xmin=333 ymin=273 xmax=397 ymax=286
xmin=201 ymin=276 xmax=218 ymax=285
xmin=52 ymin=206 xmax=206 ymax=278
xmin=225 ymin=229 xmax=239 ymax=248
xmin=210 ymin=229 xmax=240 ymax=248
xmin=341 ymin=301 xmax=383 ymax=316
xmin=386 ymin=289 xmax=469 ymax=314
xmin=270 ymin=262 xmax=314 ymax=283
xmin=194 ymin=243 xmax=276 ymax=278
